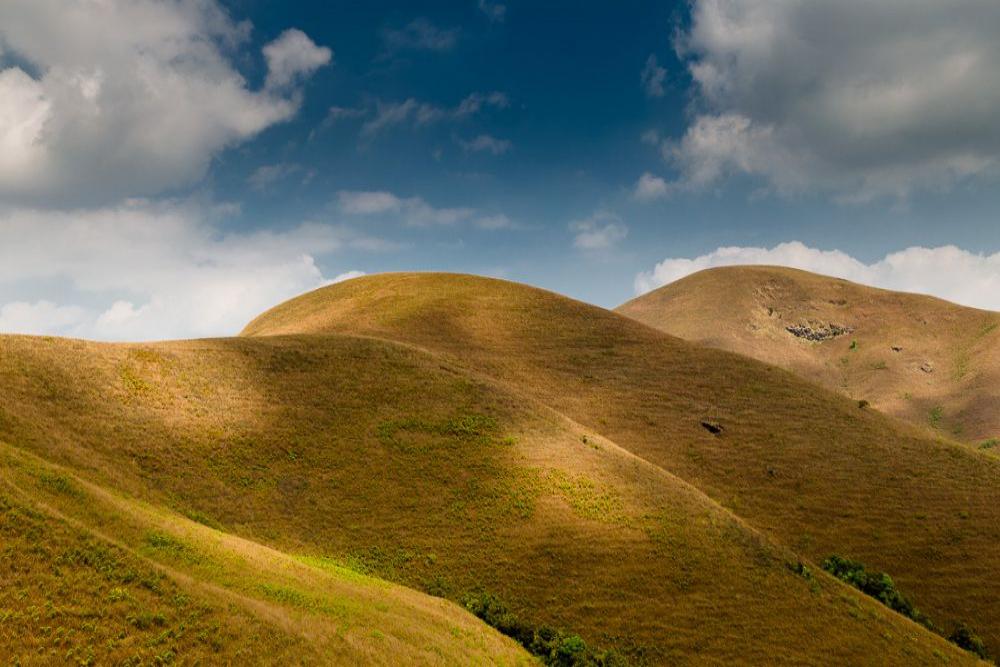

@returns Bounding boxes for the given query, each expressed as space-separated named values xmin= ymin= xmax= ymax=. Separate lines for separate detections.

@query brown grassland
xmin=243 ymin=272 xmax=999 ymax=661
xmin=0 ymin=271 xmax=994 ymax=664
xmin=616 ymin=265 xmax=1000 ymax=445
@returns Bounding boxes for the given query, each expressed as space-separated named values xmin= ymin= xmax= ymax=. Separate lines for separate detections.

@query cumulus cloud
xmin=381 ymin=18 xmax=458 ymax=55
xmin=337 ymin=190 xmax=475 ymax=227
xmin=570 ymin=211 xmax=628 ymax=250
xmin=633 ymin=172 xmax=670 ymax=201
xmin=0 ymin=0 xmax=329 ymax=205
xmin=457 ymin=134 xmax=512 ymax=155
xmin=634 ymin=241 xmax=1000 ymax=310
xmin=263 ymin=28 xmax=332 ymax=90
xmin=0 ymin=200 xmax=372 ymax=341
xmin=666 ymin=0 xmax=1000 ymax=201
xmin=478 ymin=0 xmax=507 ymax=23
xmin=641 ymin=55 xmax=667 ymax=98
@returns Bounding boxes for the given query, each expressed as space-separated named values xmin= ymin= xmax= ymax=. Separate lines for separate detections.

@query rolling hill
xmin=243 ymin=272 xmax=1000 ymax=660
xmin=616 ymin=265 xmax=1000 ymax=445
xmin=2 ymin=333 xmax=978 ymax=664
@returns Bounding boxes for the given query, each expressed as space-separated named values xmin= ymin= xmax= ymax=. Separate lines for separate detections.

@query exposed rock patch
xmin=785 ymin=323 xmax=854 ymax=341
xmin=701 ymin=420 xmax=724 ymax=435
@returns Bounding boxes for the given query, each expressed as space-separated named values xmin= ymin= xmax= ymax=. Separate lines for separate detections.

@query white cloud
xmin=457 ymin=134 xmax=512 ymax=155
xmin=478 ymin=0 xmax=507 ymax=23
xmin=634 ymin=241 xmax=1000 ymax=310
xmin=570 ymin=211 xmax=628 ymax=250
xmin=327 ymin=270 xmax=366 ymax=285
xmin=474 ymin=214 xmax=514 ymax=230
xmin=0 ymin=0 xmax=329 ymax=205
xmin=455 ymin=91 xmax=509 ymax=116
xmin=633 ymin=172 xmax=670 ymax=201
xmin=336 ymin=190 xmax=475 ymax=227
xmin=247 ymin=163 xmax=309 ymax=191
xmin=0 ymin=301 xmax=87 ymax=335
xmin=0 ymin=200 xmax=372 ymax=341
xmin=360 ymin=92 xmax=508 ymax=139
xmin=668 ymin=0 xmax=1000 ymax=201
xmin=382 ymin=19 xmax=458 ymax=54
xmin=641 ymin=55 xmax=666 ymax=98
xmin=263 ymin=28 xmax=332 ymax=90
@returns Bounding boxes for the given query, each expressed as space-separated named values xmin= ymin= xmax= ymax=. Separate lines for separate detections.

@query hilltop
xmin=244 ymin=272 xmax=1000 ymax=659
xmin=616 ymin=265 xmax=1000 ymax=445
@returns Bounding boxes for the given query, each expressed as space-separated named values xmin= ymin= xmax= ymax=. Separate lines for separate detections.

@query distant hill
xmin=244 ymin=272 xmax=1000 ymax=661
xmin=616 ymin=265 xmax=1000 ymax=445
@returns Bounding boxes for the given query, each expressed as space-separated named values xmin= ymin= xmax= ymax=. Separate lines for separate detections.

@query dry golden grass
xmin=617 ymin=265 xmax=1000 ymax=444
xmin=0 ymin=331 xmax=982 ymax=664
xmin=0 ymin=437 xmax=529 ymax=665
xmin=242 ymin=272 xmax=1000 ymax=660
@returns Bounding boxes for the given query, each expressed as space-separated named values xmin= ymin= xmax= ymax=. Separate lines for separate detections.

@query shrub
xmin=462 ymin=592 xmax=626 ymax=666
xmin=822 ymin=555 xmax=991 ymax=659
xmin=948 ymin=623 xmax=989 ymax=660
xmin=821 ymin=555 xmax=920 ymax=621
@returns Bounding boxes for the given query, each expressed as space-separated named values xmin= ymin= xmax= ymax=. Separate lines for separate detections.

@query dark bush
xmin=822 ymin=555 xmax=920 ymax=620
xmin=822 ymin=555 xmax=992 ymax=659
xmin=948 ymin=623 xmax=989 ymax=660
xmin=462 ymin=592 xmax=626 ymax=666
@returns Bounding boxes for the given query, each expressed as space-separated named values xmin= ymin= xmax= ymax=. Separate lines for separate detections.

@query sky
xmin=2 ymin=0 xmax=1000 ymax=340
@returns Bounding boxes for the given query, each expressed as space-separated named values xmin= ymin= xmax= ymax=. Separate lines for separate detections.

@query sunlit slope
xmin=0 ymin=440 xmax=528 ymax=665
xmin=243 ymin=272 xmax=1000 ymax=656
xmin=0 ymin=334 xmax=978 ymax=664
xmin=617 ymin=265 xmax=1000 ymax=444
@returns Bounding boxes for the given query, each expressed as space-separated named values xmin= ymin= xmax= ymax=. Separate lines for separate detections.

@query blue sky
xmin=1 ymin=1 xmax=999 ymax=340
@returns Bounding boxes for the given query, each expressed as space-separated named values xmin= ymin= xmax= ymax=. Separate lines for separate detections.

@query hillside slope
xmin=243 ymin=272 xmax=1000 ymax=658
xmin=0 ymin=438 xmax=528 ymax=665
xmin=0 ymin=332 xmax=980 ymax=664
xmin=616 ymin=265 xmax=1000 ymax=444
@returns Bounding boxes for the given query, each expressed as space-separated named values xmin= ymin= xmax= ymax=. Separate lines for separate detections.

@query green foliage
xmin=849 ymin=340 xmax=858 ymax=351
xmin=928 ymin=406 xmax=944 ymax=428
xmin=822 ymin=555 xmax=990 ymax=658
xmin=821 ymin=555 xmax=922 ymax=622
xmin=948 ymin=623 xmax=989 ymax=660
xmin=462 ymin=592 xmax=626 ymax=666
xmin=979 ymin=438 xmax=998 ymax=450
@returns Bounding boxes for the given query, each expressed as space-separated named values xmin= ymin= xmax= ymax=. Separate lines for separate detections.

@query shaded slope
xmin=0 ymin=333 xmax=979 ymax=665
xmin=0 ymin=442 xmax=527 ymax=666
xmin=242 ymin=272 xmax=1000 ymax=657
xmin=616 ymin=265 xmax=1000 ymax=444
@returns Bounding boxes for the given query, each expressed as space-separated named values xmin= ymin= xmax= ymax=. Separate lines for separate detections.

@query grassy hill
xmin=0 ymin=421 xmax=529 ymax=665
xmin=2 ymin=333 xmax=979 ymax=664
xmin=616 ymin=265 xmax=1000 ymax=445
xmin=243 ymin=272 xmax=1000 ymax=660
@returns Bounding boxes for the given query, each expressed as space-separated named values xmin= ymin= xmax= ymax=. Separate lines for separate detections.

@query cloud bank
xmin=0 ymin=0 xmax=329 ymax=205
xmin=0 ymin=200 xmax=368 ymax=341
xmin=660 ymin=0 xmax=1000 ymax=201
xmin=636 ymin=241 xmax=1000 ymax=311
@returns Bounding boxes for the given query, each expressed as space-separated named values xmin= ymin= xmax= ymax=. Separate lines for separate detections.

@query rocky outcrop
xmin=785 ymin=323 xmax=854 ymax=341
